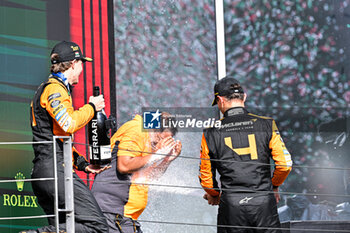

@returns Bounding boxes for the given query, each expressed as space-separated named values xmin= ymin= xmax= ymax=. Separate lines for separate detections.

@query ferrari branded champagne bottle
xmin=88 ymin=86 xmax=112 ymax=165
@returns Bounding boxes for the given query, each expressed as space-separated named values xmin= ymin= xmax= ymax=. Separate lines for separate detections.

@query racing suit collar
xmin=50 ymin=72 xmax=71 ymax=94
xmin=224 ymin=107 xmax=248 ymax=117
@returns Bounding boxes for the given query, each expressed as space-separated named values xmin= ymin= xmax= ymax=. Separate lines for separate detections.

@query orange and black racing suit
xmin=199 ymin=107 xmax=292 ymax=233
xmin=30 ymin=74 xmax=108 ymax=233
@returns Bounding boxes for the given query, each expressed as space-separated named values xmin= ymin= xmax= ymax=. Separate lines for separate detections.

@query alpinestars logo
xmin=239 ymin=197 xmax=253 ymax=205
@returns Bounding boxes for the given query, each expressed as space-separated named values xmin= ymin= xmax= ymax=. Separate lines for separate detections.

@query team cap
xmin=212 ymin=76 xmax=244 ymax=106
xmin=50 ymin=41 xmax=93 ymax=64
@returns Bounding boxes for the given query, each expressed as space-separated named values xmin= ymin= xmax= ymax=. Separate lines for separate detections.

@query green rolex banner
xmin=0 ymin=0 xmax=69 ymax=232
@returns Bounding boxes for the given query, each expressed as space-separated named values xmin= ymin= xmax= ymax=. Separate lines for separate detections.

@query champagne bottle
xmin=88 ymin=86 xmax=111 ymax=165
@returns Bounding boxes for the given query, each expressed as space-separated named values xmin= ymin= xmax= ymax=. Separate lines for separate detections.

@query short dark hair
xmin=50 ymin=53 xmax=73 ymax=73
xmin=225 ymin=83 xmax=245 ymax=101
xmin=156 ymin=112 xmax=178 ymax=136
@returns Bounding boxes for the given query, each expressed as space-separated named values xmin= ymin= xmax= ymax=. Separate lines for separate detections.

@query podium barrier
xmin=281 ymin=221 xmax=350 ymax=233
xmin=0 ymin=137 xmax=75 ymax=233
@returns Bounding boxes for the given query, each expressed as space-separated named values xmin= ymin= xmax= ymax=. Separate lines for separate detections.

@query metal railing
xmin=1 ymin=139 xmax=350 ymax=232
xmin=0 ymin=136 xmax=75 ymax=233
xmin=53 ymin=136 xmax=74 ymax=233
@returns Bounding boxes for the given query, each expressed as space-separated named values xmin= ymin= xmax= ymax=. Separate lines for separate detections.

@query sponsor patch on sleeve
xmin=58 ymin=113 xmax=69 ymax=126
xmin=283 ymin=149 xmax=290 ymax=155
xmin=50 ymin=100 xmax=61 ymax=108
xmin=284 ymin=154 xmax=291 ymax=161
xmin=53 ymin=105 xmax=63 ymax=115
xmin=54 ymin=108 xmax=67 ymax=121
xmin=48 ymin=93 xmax=61 ymax=102
xmin=62 ymin=117 xmax=72 ymax=132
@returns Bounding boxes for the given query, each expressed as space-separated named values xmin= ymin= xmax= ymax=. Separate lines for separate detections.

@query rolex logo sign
xmin=15 ymin=172 xmax=25 ymax=191
xmin=1 ymin=172 xmax=39 ymax=208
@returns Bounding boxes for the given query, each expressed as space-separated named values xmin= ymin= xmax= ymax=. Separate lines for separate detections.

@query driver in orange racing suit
xmin=199 ymin=76 xmax=292 ymax=233
xmin=27 ymin=41 xmax=109 ymax=233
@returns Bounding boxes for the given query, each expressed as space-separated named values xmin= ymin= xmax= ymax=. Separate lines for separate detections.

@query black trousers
xmin=217 ymin=193 xmax=281 ymax=233
xmin=31 ymin=159 xmax=108 ymax=233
